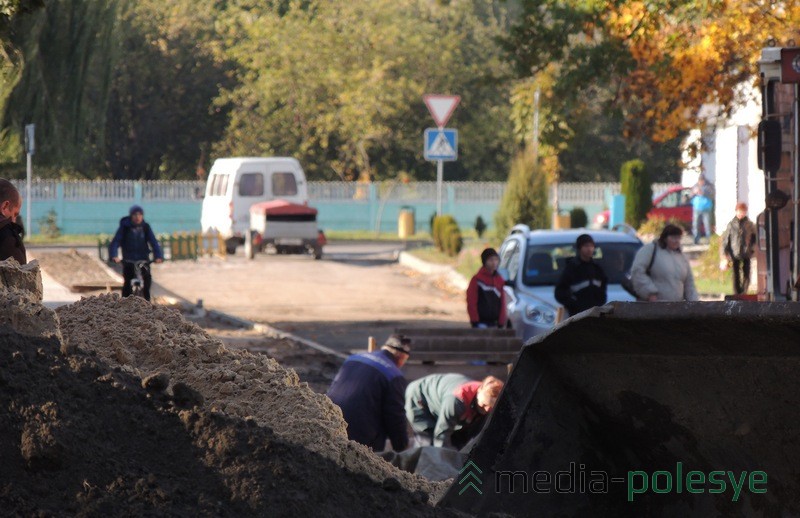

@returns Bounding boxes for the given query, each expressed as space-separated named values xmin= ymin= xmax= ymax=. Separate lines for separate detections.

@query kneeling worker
xmin=405 ymin=373 xmax=504 ymax=450
xmin=327 ymin=334 xmax=411 ymax=452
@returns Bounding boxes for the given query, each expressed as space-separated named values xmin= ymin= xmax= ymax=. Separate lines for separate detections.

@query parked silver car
xmin=498 ymin=225 xmax=642 ymax=342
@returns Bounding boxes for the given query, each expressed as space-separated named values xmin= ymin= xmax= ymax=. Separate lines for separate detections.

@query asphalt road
xmin=149 ymin=240 xmax=467 ymax=353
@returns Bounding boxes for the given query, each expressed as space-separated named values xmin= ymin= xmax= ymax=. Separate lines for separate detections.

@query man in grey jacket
xmin=721 ymin=202 xmax=757 ymax=295
xmin=631 ymin=224 xmax=699 ymax=302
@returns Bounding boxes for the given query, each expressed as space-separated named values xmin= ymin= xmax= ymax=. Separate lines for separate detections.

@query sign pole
xmin=436 ymin=159 xmax=443 ymax=216
xmin=423 ymin=95 xmax=460 ymax=218
xmin=26 ymin=152 xmax=31 ymax=233
xmin=24 ymin=123 xmax=34 ymax=236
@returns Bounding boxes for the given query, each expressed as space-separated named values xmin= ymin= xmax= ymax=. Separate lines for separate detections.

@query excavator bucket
xmin=440 ymin=302 xmax=800 ymax=516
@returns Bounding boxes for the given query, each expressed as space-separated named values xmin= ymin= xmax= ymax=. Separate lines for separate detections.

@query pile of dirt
xmin=0 ymin=258 xmax=43 ymax=301
xmin=0 ymin=324 xmax=454 ymax=516
xmin=34 ymin=250 xmax=121 ymax=291
xmin=56 ymin=294 xmax=442 ymax=497
xmin=219 ymin=334 xmax=342 ymax=394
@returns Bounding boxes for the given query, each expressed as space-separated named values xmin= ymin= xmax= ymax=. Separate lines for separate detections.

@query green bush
xmin=495 ymin=151 xmax=550 ymax=237
xmin=442 ymin=222 xmax=463 ymax=257
xmin=474 ymin=215 xmax=487 ymax=238
xmin=637 ymin=215 xmax=688 ymax=238
xmin=37 ymin=210 xmax=61 ymax=238
xmin=433 ymin=215 xmax=457 ymax=251
xmin=620 ymin=159 xmax=652 ymax=228
xmin=569 ymin=207 xmax=588 ymax=228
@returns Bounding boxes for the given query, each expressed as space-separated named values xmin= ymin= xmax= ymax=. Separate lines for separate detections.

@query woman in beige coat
xmin=631 ymin=224 xmax=699 ymax=302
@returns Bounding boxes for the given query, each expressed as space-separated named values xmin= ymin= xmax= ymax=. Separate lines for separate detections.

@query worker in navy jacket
xmin=467 ymin=248 xmax=507 ymax=328
xmin=554 ymin=233 xmax=607 ymax=316
xmin=109 ymin=205 xmax=164 ymax=301
xmin=326 ymin=335 xmax=411 ymax=452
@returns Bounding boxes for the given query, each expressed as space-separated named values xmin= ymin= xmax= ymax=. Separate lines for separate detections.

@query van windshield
xmin=522 ymin=242 xmax=641 ymax=287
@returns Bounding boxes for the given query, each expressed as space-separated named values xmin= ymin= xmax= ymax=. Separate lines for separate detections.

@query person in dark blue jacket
xmin=326 ymin=334 xmax=411 ymax=452
xmin=109 ymin=205 xmax=164 ymax=301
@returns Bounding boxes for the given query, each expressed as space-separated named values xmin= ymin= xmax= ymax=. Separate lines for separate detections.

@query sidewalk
xmin=39 ymin=267 xmax=83 ymax=309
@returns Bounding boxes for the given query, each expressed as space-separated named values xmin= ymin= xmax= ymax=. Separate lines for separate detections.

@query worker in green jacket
xmin=405 ymin=373 xmax=503 ymax=450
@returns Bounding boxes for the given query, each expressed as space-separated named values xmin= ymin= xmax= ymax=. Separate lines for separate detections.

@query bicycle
xmin=122 ymin=260 xmax=153 ymax=298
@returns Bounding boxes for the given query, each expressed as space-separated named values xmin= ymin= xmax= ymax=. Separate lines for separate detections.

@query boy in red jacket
xmin=467 ymin=248 xmax=507 ymax=328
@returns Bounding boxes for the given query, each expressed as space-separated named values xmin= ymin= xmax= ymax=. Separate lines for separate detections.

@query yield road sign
xmin=424 ymin=128 xmax=458 ymax=161
xmin=423 ymin=94 xmax=460 ymax=128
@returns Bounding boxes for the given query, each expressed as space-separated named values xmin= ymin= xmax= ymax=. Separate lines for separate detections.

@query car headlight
xmin=525 ymin=304 xmax=556 ymax=324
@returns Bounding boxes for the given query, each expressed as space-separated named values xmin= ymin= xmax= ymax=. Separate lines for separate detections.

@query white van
xmin=200 ymin=157 xmax=308 ymax=253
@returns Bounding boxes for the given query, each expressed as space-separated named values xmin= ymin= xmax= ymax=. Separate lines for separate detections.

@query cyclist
xmin=109 ymin=205 xmax=163 ymax=301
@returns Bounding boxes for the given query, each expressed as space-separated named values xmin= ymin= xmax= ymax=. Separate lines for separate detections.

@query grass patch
xmin=692 ymin=234 xmax=744 ymax=295
xmin=324 ymin=230 xmax=432 ymax=241
xmin=324 ymin=227 xmax=485 ymax=242
xmin=408 ymin=237 xmax=500 ymax=280
xmin=694 ymin=275 xmax=732 ymax=295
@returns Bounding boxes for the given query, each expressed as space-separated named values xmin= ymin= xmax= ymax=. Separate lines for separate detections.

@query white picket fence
xmin=553 ymin=182 xmax=677 ymax=206
xmin=9 ymin=179 xmax=679 ymax=206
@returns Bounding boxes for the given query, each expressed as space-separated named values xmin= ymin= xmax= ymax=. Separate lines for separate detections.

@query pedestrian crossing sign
xmin=424 ymin=128 xmax=458 ymax=161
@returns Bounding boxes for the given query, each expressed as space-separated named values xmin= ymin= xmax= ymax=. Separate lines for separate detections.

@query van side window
xmin=208 ymin=175 xmax=218 ymax=196
xmin=272 ymin=172 xmax=298 ymax=196
xmin=239 ymin=173 xmax=264 ymax=196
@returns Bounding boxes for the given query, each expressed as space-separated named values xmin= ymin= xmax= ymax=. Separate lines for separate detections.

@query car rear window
xmin=522 ymin=242 xmax=641 ymax=287
xmin=239 ymin=173 xmax=265 ymax=196
xmin=272 ymin=173 xmax=298 ymax=196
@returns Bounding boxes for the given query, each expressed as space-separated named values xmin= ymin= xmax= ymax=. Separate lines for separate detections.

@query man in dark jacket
xmin=555 ymin=234 xmax=607 ymax=316
xmin=721 ymin=202 xmax=757 ymax=295
xmin=0 ymin=179 xmax=26 ymax=264
xmin=109 ymin=205 xmax=164 ymax=301
xmin=467 ymin=248 xmax=507 ymax=328
xmin=326 ymin=335 xmax=411 ymax=452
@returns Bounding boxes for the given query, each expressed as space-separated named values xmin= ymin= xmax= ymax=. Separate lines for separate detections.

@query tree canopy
xmin=1 ymin=0 xmax=796 ymax=182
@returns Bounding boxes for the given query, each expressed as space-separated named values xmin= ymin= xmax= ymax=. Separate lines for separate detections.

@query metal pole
xmin=794 ymin=83 xmax=800 ymax=300
xmin=26 ymin=152 xmax=31 ymax=234
xmin=436 ymin=160 xmax=443 ymax=216
xmin=532 ymin=88 xmax=540 ymax=165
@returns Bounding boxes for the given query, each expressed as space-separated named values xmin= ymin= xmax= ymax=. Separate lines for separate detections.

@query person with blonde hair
xmin=405 ymin=373 xmax=504 ymax=450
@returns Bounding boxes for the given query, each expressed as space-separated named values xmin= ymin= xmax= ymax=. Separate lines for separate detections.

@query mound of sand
xmin=0 ymin=256 xmax=454 ymax=515
xmin=56 ymin=294 xmax=441 ymax=496
xmin=0 ymin=325 xmax=450 ymax=516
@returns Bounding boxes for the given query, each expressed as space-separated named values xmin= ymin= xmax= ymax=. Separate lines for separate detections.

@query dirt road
xmin=153 ymin=242 xmax=467 ymax=353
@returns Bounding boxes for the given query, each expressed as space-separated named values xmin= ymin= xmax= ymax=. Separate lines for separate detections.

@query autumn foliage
xmin=605 ymin=0 xmax=800 ymax=142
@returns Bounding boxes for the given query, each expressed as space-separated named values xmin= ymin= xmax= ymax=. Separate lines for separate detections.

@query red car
xmin=592 ymin=186 xmax=694 ymax=229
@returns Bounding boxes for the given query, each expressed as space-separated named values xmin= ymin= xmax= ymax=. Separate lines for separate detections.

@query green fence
xmin=98 ymin=233 xmax=226 ymax=262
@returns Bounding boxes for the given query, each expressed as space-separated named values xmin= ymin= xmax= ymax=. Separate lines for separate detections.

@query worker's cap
xmin=129 ymin=204 xmax=144 ymax=216
xmin=384 ymin=334 xmax=412 ymax=354
xmin=480 ymin=248 xmax=499 ymax=265
xmin=576 ymin=234 xmax=595 ymax=249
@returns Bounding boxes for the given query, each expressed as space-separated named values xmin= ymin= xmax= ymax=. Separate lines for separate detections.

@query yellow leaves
xmin=597 ymin=0 xmax=800 ymax=141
